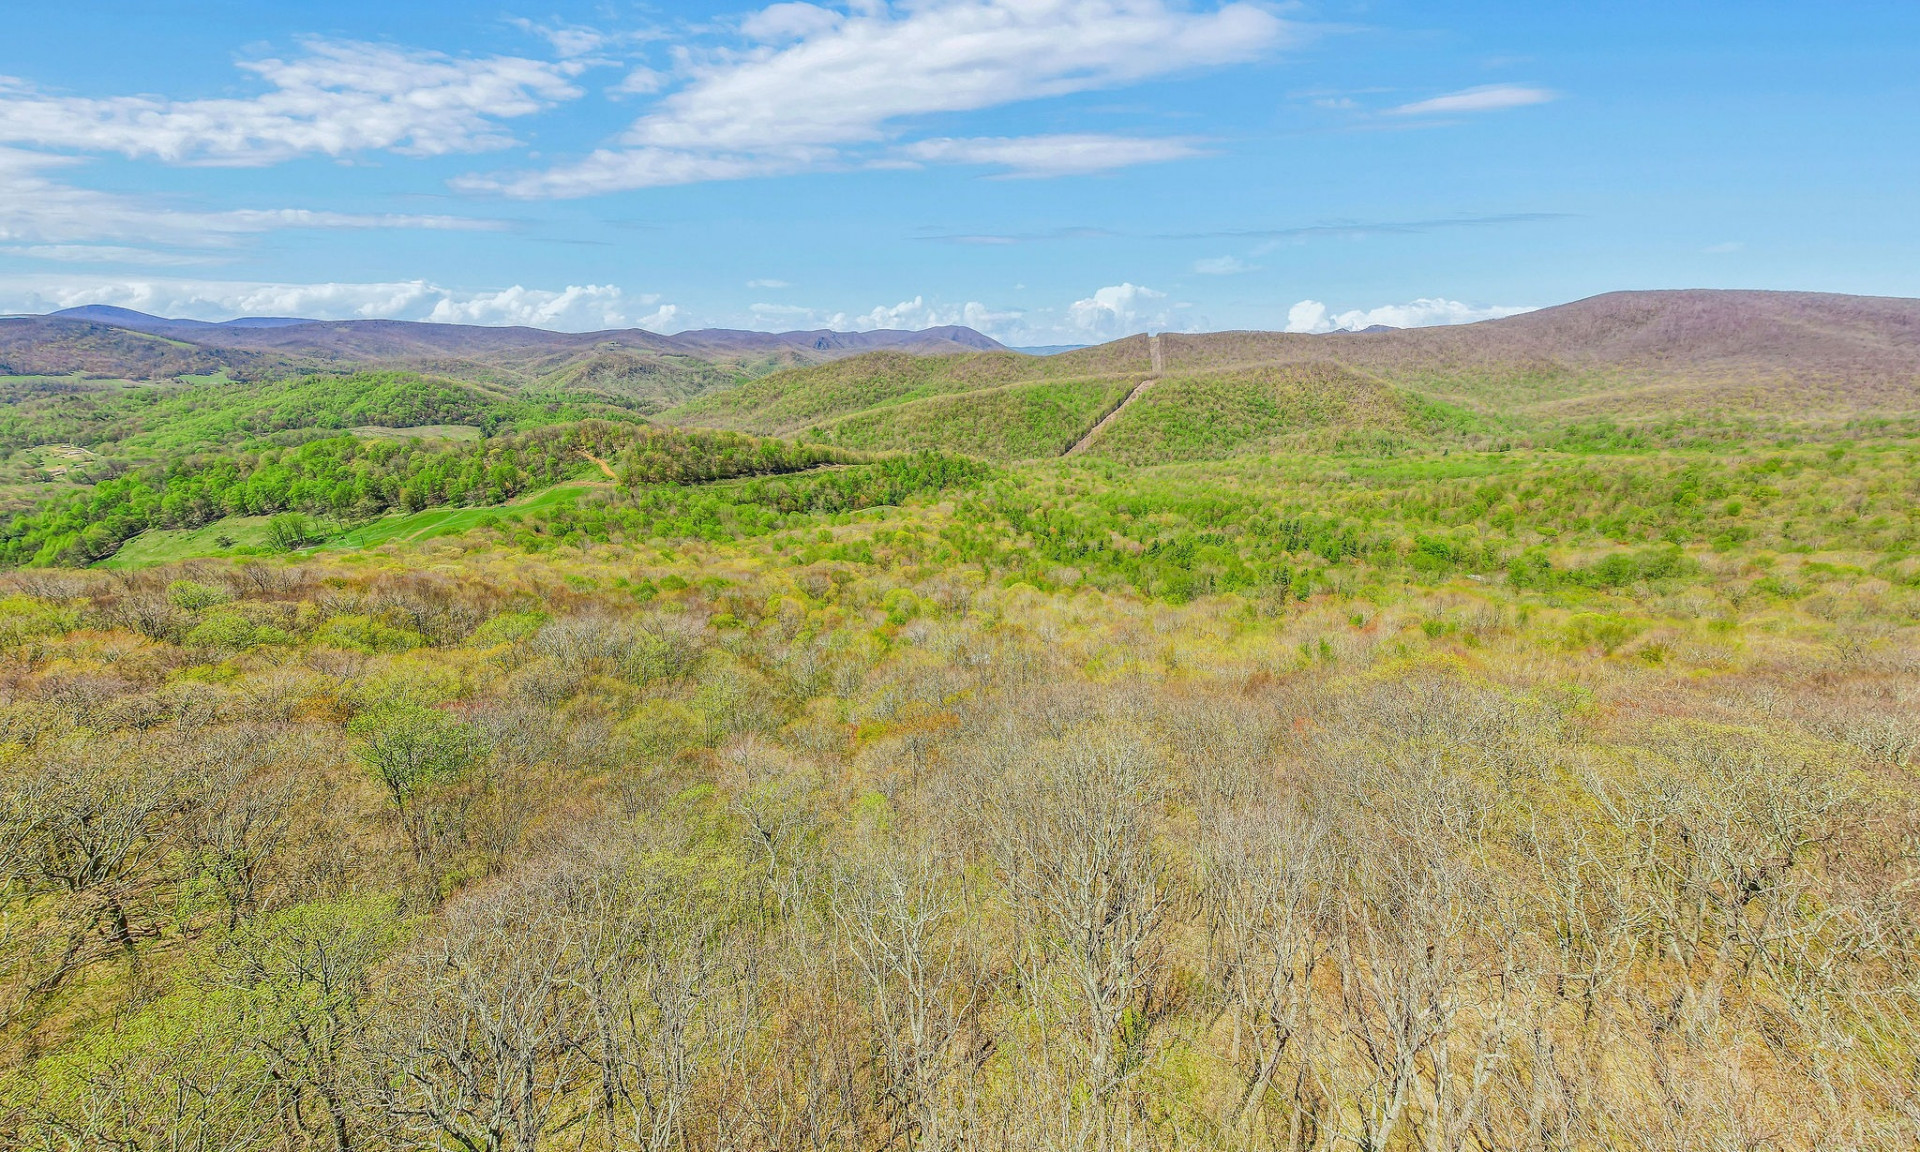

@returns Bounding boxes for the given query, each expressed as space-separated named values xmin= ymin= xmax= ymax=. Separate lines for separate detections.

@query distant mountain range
xmin=7 ymin=290 xmax=1920 ymax=426
xmin=0 ymin=306 xmax=1011 ymax=411
xmin=34 ymin=305 xmax=1005 ymax=361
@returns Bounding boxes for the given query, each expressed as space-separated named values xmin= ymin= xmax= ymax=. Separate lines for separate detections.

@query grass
xmin=93 ymin=483 xmax=607 ymax=569
xmin=318 ymin=482 xmax=605 ymax=550
xmin=101 ymin=516 xmax=281 ymax=568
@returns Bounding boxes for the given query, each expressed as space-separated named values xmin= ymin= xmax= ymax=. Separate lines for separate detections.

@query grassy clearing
xmin=100 ymin=516 xmax=281 ymax=568
xmin=94 ymin=483 xmax=606 ymax=568
xmin=319 ymin=483 xmax=600 ymax=551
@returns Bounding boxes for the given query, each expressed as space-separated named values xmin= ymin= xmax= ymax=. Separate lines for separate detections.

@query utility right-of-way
xmin=1065 ymin=333 xmax=1161 ymax=456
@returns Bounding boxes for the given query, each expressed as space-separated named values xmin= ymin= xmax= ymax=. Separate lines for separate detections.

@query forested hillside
xmin=0 ymin=295 xmax=1917 ymax=1150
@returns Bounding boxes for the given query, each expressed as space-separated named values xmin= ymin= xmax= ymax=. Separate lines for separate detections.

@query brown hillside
xmin=1153 ymin=290 xmax=1920 ymax=416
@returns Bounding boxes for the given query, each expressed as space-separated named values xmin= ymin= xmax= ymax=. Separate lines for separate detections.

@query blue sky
xmin=0 ymin=1 xmax=1914 ymax=343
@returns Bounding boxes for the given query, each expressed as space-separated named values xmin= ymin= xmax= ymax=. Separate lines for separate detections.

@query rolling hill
xmin=11 ymin=289 xmax=1919 ymax=469
xmin=662 ymin=290 xmax=1920 ymax=463
xmin=1149 ymin=290 xmax=1920 ymax=415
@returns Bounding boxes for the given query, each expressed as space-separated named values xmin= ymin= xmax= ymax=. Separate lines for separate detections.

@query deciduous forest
xmin=0 ymin=292 xmax=1917 ymax=1150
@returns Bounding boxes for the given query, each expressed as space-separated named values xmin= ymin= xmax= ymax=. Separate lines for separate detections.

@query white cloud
xmin=830 ymin=296 xmax=1021 ymax=332
xmin=1192 ymin=255 xmax=1256 ymax=275
xmin=903 ymin=134 xmax=1204 ymax=177
xmin=740 ymin=3 xmax=845 ymax=42
xmin=0 ymin=147 xmax=497 ymax=264
xmin=424 ymin=284 xmax=669 ymax=330
xmin=508 ymin=19 xmax=614 ymax=59
xmin=0 ymin=276 xmax=681 ymax=332
xmin=1703 ymin=240 xmax=1744 ymax=254
xmin=749 ymin=302 xmax=815 ymax=318
xmin=741 ymin=295 xmax=1023 ymax=337
xmin=470 ymin=0 xmax=1288 ymax=196
xmin=1387 ymin=84 xmax=1557 ymax=117
xmin=0 ymin=40 xmax=582 ymax=165
xmin=747 ymin=278 xmax=791 ymax=288
xmin=1284 ymin=297 xmax=1536 ymax=334
xmin=1067 ymin=282 xmax=1168 ymax=339
xmin=612 ymin=67 xmax=669 ymax=95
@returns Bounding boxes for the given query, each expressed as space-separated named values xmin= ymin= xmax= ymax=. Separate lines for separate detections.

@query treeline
xmin=493 ymin=453 xmax=995 ymax=550
xmin=2 ymin=419 xmax=904 ymax=567
xmin=0 ymin=423 xmax=643 ymax=566
xmin=618 ymin=425 xmax=855 ymax=484
xmin=0 ymin=370 xmax=651 ymax=461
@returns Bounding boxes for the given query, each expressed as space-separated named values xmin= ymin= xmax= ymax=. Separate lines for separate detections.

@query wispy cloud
xmin=1284 ymin=297 xmax=1535 ymax=333
xmin=0 ymin=275 xmax=679 ymax=332
xmin=1168 ymin=212 xmax=1570 ymax=244
xmin=1386 ymin=84 xmax=1557 ymax=117
xmin=0 ymin=147 xmax=499 ymax=258
xmin=902 ymin=134 xmax=1206 ymax=177
xmin=747 ymin=278 xmax=791 ymax=289
xmin=0 ymin=40 xmax=583 ymax=165
xmin=1192 ymin=255 xmax=1257 ymax=275
xmin=915 ymin=226 xmax=1118 ymax=245
xmin=465 ymin=0 xmax=1289 ymax=196
xmin=0 ymin=244 xmax=219 ymax=267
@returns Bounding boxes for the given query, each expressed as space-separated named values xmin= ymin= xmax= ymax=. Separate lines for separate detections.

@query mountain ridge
xmin=37 ymin=306 xmax=1009 ymax=362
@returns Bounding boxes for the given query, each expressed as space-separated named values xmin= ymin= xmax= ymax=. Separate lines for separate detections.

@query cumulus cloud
xmin=835 ymin=296 xmax=1021 ymax=332
xmin=0 ymin=147 xmax=497 ymax=262
xmin=424 ymin=284 xmax=674 ymax=331
xmin=1066 ymin=282 xmax=1169 ymax=339
xmin=0 ymin=40 xmax=583 ymax=165
xmin=469 ymin=0 xmax=1287 ymax=196
xmin=0 ymin=276 xmax=681 ymax=332
xmin=1284 ymin=297 xmax=1536 ymax=334
xmin=1387 ymin=84 xmax=1557 ymax=117
xmin=903 ymin=134 xmax=1204 ymax=177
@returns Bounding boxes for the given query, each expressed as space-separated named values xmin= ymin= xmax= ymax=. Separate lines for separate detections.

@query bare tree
xmin=1198 ymin=800 xmax=1333 ymax=1146
xmin=368 ymin=888 xmax=589 ymax=1152
xmin=833 ymin=841 xmax=987 ymax=1151
xmin=0 ymin=740 xmax=194 ymax=1030
xmin=979 ymin=719 xmax=1172 ymax=1152
xmin=559 ymin=849 xmax=757 ymax=1152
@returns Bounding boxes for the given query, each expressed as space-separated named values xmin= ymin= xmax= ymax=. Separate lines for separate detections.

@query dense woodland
xmin=1 ymin=306 xmax=1918 ymax=1150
